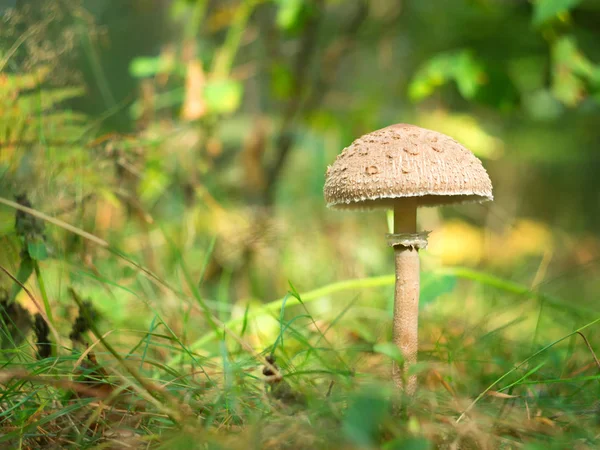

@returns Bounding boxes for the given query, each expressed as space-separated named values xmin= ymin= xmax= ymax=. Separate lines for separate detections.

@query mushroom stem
xmin=392 ymin=200 xmax=419 ymax=395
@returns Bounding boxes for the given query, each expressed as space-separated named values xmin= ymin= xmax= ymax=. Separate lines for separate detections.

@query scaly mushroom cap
xmin=324 ymin=124 xmax=493 ymax=210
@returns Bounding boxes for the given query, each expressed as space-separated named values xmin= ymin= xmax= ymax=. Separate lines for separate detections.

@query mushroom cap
xmin=324 ymin=124 xmax=493 ymax=210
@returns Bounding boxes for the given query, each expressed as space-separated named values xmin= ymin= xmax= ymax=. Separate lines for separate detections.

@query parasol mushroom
xmin=323 ymin=124 xmax=493 ymax=394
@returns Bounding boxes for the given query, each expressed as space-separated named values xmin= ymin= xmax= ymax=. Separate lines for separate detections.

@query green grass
xmin=1 ymin=199 xmax=600 ymax=449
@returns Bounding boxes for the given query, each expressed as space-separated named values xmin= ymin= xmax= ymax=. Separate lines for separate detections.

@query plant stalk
xmin=392 ymin=200 xmax=419 ymax=395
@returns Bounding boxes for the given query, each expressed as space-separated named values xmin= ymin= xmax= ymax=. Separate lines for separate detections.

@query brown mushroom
xmin=324 ymin=124 xmax=493 ymax=395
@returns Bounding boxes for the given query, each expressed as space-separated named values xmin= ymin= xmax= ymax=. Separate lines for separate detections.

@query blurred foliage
xmin=533 ymin=0 xmax=582 ymax=26
xmin=0 ymin=67 xmax=86 ymax=144
xmin=409 ymin=49 xmax=486 ymax=101
xmin=0 ymin=0 xmax=600 ymax=448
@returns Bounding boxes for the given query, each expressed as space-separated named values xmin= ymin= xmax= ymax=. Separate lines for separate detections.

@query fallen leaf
xmin=487 ymin=390 xmax=519 ymax=399
xmin=182 ymin=60 xmax=207 ymax=121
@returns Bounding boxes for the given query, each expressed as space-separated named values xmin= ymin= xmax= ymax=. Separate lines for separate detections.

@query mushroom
xmin=323 ymin=124 xmax=493 ymax=395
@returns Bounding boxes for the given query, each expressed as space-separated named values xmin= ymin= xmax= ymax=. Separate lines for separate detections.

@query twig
xmin=0 ymin=197 xmax=109 ymax=247
xmin=575 ymin=331 xmax=600 ymax=372
xmin=263 ymin=0 xmax=368 ymax=205
xmin=0 ymin=18 xmax=50 ymax=72
xmin=326 ymin=380 xmax=334 ymax=397
xmin=304 ymin=0 xmax=368 ymax=111
xmin=263 ymin=0 xmax=324 ymax=206
xmin=0 ymin=140 xmax=84 ymax=148
xmin=0 ymin=369 xmax=142 ymax=406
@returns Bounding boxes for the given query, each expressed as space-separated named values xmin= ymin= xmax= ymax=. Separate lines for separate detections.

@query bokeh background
xmin=1 ymin=0 xmax=600 ymax=448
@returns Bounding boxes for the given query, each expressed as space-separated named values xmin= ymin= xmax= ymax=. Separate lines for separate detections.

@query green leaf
xmin=203 ymin=79 xmax=243 ymax=114
xmin=409 ymin=50 xmax=485 ymax=102
xmin=373 ymin=342 xmax=404 ymax=364
xmin=554 ymin=36 xmax=595 ymax=78
xmin=551 ymin=36 xmax=599 ymax=106
xmin=129 ymin=56 xmax=174 ymax=78
xmin=276 ymin=0 xmax=306 ymax=31
xmin=532 ymin=0 xmax=581 ymax=26
xmin=27 ymin=239 xmax=48 ymax=261
xmin=454 ymin=51 xmax=485 ymax=99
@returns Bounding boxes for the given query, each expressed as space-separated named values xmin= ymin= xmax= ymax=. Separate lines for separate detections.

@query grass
xmin=1 ymin=196 xmax=600 ymax=449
